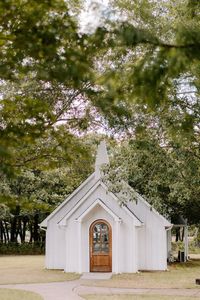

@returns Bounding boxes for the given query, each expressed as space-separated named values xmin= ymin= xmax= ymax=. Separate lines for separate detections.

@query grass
xmin=1 ymin=255 xmax=200 ymax=291
xmin=82 ymin=296 xmax=199 ymax=300
xmin=0 ymin=288 xmax=43 ymax=300
xmin=81 ymin=259 xmax=200 ymax=289
xmin=0 ymin=255 xmax=80 ymax=284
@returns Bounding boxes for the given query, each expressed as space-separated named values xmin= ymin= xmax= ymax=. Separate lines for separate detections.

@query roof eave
xmin=39 ymin=172 xmax=95 ymax=227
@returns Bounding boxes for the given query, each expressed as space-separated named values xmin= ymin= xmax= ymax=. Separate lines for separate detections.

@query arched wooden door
xmin=89 ymin=219 xmax=112 ymax=272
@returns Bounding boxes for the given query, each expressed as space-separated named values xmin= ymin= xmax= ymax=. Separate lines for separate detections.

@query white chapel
xmin=40 ymin=141 xmax=171 ymax=273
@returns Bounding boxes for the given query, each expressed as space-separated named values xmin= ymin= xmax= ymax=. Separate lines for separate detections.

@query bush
xmin=0 ymin=242 xmax=45 ymax=255
xmin=194 ymin=230 xmax=200 ymax=247
xmin=189 ymin=240 xmax=200 ymax=254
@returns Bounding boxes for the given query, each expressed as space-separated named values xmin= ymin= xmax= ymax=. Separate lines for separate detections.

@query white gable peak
xmin=76 ymin=199 xmax=121 ymax=222
xmin=95 ymin=140 xmax=109 ymax=179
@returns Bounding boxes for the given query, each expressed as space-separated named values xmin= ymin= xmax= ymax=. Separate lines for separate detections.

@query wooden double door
xmin=90 ymin=219 xmax=112 ymax=272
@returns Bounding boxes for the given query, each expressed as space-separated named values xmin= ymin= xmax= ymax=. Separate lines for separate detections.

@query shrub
xmin=0 ymin=242 xmax=45 ymax=255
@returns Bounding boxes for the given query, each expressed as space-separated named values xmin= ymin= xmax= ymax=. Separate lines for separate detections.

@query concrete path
xmin=81 ymin=273 xmax=112 ymax=280
xmin=1 ymin=280 xmax=200 ymax=299
xmin=0 ymin=281 xmax=82 ymax=300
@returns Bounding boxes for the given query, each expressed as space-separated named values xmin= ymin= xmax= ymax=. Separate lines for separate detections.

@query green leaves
xmin=104 ymin=131 xmax=200 ymax=225
xmin=0 ymin=0 xmax=111 ymax=175
xmin=0 ymin=0 xmax=200 ymax=217
xmin=0 ymin=0 xmax=94 ymax=85
xmin=0 ymin=134 xmax=93 ymax=216
xmin=115 ymin=23 xmax=159 ymax=47
xmin=90 ymin=0 xmax=200 ymax=140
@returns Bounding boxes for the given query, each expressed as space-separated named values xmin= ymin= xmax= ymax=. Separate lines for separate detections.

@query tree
xmin=1 ymin=0 xmax=200 ymax=230
xmin=0 ymin=0 xmax=106 ymax=175
xmin=1 ymin=0 xmax=200 ymax=174
xmin=0 ymin=135 xmax=93 ymax=244
xmin=88 ymin=0 xmax=200 ymax=224
xmin=89 ymin=0 xmax=200 ymax=143
xmin=104 ymin=129 xmax=200 ymax=225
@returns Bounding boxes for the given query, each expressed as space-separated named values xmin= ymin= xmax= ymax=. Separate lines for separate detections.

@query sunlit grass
xmin=0 ymin=255 xmax=80 ymax=284
xmin=0 ymin=288 xmax=43 ymax=300
xmin=81 ymin=259 xmax=200 ymax=289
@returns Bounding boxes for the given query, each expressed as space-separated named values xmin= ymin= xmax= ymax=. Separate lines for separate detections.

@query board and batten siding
xmin=128 ymin=197 xmax=168 ymax=270
xmin=44 ymin=178 xmax=169 ymax=272
xmin=44 ymin=174 xmax=96 ymax=269
xmin=64 ymin=184 xmax=140 ymax=273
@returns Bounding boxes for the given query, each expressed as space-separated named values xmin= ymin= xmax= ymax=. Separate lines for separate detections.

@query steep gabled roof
xmin=122 ymin=203 xmax=143 ymax=226
xmin=40 ymin=141 xmax=171 ymax=229
xmin=99 ymin=179 xmax=171 ymax=227
xmin=58 ymin=181 xmax=143 ymax=226
xmin=58 ymin=179 xmax=102 ymax=225
xmin=40 ymin=141 xmax=110 ymax=227
xmin=123 ymin=181 xmax=171 ymax=227
xmin=39 ymin=172 xmax=96 ymax=227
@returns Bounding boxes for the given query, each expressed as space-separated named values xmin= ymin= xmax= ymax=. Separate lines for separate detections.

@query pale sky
xmin=79 ymin=0 xmax=110 ymax=33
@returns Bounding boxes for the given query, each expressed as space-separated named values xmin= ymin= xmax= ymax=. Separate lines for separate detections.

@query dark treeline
xmin=0 ymin=212 xmax=45 ymax=244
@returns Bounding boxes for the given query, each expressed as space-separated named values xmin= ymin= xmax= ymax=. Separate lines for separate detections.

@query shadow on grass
xmin=169 ymin=259 xmax=200 ymax=270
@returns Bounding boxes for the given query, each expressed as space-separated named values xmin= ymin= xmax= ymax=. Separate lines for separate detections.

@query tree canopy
xmin=104 ymin=130 xmax=200 ymax=225
xmin=90 ymin=0 xmax=200 ymax=142
xmin=1 ymin=0 xmax=200 ymax=174
xmin=1 ymin=0 xmax=200 ymax=234
xmin=0 ymin=0 xmax=104 ymax=175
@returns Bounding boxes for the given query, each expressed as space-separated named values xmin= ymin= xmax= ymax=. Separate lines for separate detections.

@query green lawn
xmin=82 ymin=296 xmax=199 ymax=300
xmin=0 ymin=255 xmax=80 ymax=284
xmin=82 ymin=259 xmax=200 ymax=289
xmin=0 ymin=289 xmax=43 ymax=300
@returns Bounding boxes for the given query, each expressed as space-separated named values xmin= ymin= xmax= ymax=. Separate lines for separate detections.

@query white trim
xmin=39 ymin=173 xmax=95 ymax=227
xmin=58 ymin=180 xmax=102 ymax=225
xmin=115 ymin=219 xmax=120 ymax=273
xmin=40 ymin=170 xmax=170 ymax=228
xmin=100 ymin=181 xmax=143 ymax=226
xmin=76 ymin=220 xmax=82 ymax=273
xmin=122 ymin=181 xmax=171 ymax=227
xmin=76 ymin=198 xmax=121 ymax=222
xmin=58 ymin=180 xmax=143 ymax=226
xmin=64 ymin=224 xmax=69 ymax=272
xmin=122 ymin=205 xmax=143 ymax=227
xmin=100 ymin=181 xmax=119 ymax=201
xmin=130 ymin=220 xmax=134 ymax=272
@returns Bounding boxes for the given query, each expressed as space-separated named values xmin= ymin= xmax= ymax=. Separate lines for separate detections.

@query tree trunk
xmin=4 ymin=221 xmax=9 ymax=243
xmin=33 ymin=214 xmax=39 ymax=242
xmin=175 ymin=228 xmax=181 ymax=242
xmin=21 ymin=217 xmax=28 ymax=242
xmin=10 ymin=216 xmax=17 ymax=242
xmin=0 ymin=221 xmax=5 ymax=243
xmin=10 ymin=205 xmax=20 ymax=243
xmin=0 ymin=221 xmax=3 ymax=242
xmin=29 ymin=221 xmax=33 ymax=243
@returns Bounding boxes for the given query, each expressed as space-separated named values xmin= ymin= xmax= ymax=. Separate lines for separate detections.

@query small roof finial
xmin=95 ymin=140 xmax=109 ymax=179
